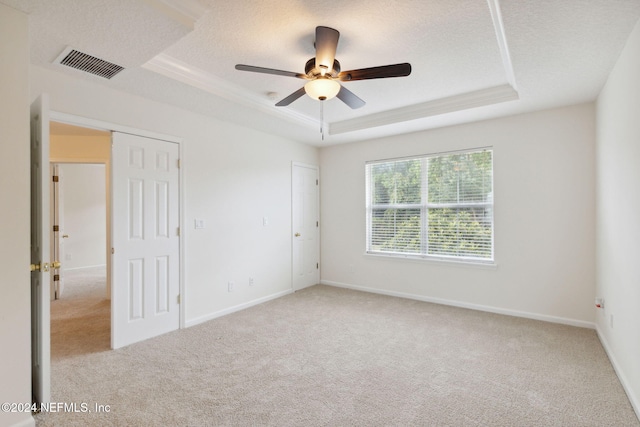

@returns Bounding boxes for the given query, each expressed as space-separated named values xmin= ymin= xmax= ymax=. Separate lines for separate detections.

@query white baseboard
xmin=596 ymin=325 xmax=640 ymax=421
xmin=184 ymin=289 xmax=294 ymax=328
xmin=320 ymin=280 xmax=596 ymax=329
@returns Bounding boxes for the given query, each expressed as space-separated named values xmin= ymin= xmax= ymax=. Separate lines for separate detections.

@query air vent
xmin=54 ymin=47 xmax=124 ymax=79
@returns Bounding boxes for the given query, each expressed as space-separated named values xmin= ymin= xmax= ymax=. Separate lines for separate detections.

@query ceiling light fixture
xmin=304 ymin=77 xmax=341 ymax=101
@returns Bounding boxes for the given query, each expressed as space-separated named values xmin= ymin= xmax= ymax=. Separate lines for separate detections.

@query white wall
xmin=59 ymin=164 xmax=106 ymax=270
xmin=320 ymin=103 xmax=596 ymax=326
xmin=0 ymin=5 xmax=34 ymax=427
xmin=29 ymin=65 xmax=319 ymax=325
xmin=596 ymin=17 xmax=640 ymax=418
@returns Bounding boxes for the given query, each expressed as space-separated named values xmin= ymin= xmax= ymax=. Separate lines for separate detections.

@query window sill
xmin=364 ymin=251 xmax=498 ymax=269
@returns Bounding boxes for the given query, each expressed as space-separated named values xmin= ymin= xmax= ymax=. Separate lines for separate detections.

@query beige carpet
xmin=36 ymin=270 xmax=639 ymax=426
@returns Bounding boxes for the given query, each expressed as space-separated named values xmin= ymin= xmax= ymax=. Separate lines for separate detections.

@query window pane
xmin=371 ymin=159 xmax=421 ymax=204
xmin=428 ymin=151 xmax=492 ymax=204
xmin=371 ymin=208 xmax=421 ymax=254
xmin=427 ymin=207 xmax=492 ymax=258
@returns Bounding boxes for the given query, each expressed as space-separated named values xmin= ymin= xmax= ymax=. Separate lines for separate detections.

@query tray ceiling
xmin=3 ymin=0 xmax=640 ymax=145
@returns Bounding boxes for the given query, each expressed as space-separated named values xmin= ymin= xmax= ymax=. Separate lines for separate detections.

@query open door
xmin=111 ymin=132 xmax=180 ymax=349
xmin=30 ymin=94 xmax=52 ymax=404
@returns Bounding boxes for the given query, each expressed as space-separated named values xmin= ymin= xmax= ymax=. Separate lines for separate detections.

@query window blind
xmin=366 ymin=149 xmax=493 ymax=262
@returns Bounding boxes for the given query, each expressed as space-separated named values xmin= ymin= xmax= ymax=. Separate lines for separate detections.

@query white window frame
xmin=365 ymin=147 xmax=494 ymax=265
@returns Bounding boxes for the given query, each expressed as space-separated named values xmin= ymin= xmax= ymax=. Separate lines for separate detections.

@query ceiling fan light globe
xmin=304 ymin=78 xmax=340 ymax=101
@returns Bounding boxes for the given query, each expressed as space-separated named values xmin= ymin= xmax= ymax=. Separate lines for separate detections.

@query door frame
xmin=49 ymin=160 xmax=109 ymax=299
xmin=48 ymin=111 xmax=186 ymax=330
xmin=291 ymin=161 xmax=320 ymax=290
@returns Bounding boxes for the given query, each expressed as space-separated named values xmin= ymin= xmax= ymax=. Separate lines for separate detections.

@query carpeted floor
xmin=36 ymin=269 xmax=639 ymax=426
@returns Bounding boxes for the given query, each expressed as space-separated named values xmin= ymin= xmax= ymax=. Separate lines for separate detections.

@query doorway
xmin=31 ymin=100 xmax=185 ymax=404
xmin=49 ymin=122 xmax=111 ymax=356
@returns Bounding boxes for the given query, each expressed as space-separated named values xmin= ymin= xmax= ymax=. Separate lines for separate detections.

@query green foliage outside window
xmin=367 ymin=150 xmax=493 ymax=261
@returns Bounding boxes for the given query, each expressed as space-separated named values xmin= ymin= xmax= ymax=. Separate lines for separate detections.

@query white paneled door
xmin=292 ymin=163 xmax=319 ymax=291
xmin=111 ymin=132 xmax=180 ymax=349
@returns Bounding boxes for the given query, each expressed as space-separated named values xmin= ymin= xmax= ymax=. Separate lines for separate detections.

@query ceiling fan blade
xmin=315 ymin=26 xmax=340 ymax=72
xmin=338 ymin=63 xmax=412 ymax=81
xmin=235 ymin=64 xmax=307 ymax=79
xmin=275 ymin=87 xmax=307 ymax=106
xmin=337 ymin=85 xmax=365 ymax=109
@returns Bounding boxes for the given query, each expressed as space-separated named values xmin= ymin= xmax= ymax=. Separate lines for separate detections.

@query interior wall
xmin=320 ymin=103 xmax=596 ymax=326
xmin=29 ymin=65 xmax=319 ymax=326
xmin=0 ymin=4 xmax=34 ymax=427
xmin=50 ymin=134 xmax=111 ymax=161
xmin=596 ymin=17 xmax=640 ymax=418
xmin=58 ymin=164 xmax=106 ymax=270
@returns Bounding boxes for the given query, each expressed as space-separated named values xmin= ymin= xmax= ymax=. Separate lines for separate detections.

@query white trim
xmin=363 ymin=251 xmax=498 ymax=269
xmin=596 ymin=326 xmax=640 ymax=421
xmin=178 ymin=135 xmax=186 ymax=330
xmin=50 ymin=111 xmax=181 ymax=144
xmin=329 ymin=84 xmax=519 ymax=135
xmin=486 ymin=0 xmax=518 ymax=90
xmin=141 ymin=0 xmax=208 ymax=29
xmin=142 ymin=53 xmax=319 ymax=129
xmin=185 ymin=289 xmax=293 ymax=328
xmin=321 ymin=279 xmax=596 ymax=329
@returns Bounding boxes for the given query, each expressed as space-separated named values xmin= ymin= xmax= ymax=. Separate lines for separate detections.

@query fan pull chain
xmin=320 ymin=101 xmax=325 ymax=141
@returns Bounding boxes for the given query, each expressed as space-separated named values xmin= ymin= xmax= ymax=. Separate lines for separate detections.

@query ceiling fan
xmin=235 ymin=26 xmax=412 ymax=109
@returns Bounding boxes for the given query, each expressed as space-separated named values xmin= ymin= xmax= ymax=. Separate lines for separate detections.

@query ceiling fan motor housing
xmin=305 ymin=58 xmax=341 ymax=78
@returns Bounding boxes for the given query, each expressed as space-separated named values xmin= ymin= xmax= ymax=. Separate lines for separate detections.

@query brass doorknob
xmin=51 ymin=261 xmax=62 ymax=269
xmin=62 ymin=234 xmax=69 ymax=238
xmin=295 ymin=232 xmax=301 ymax=237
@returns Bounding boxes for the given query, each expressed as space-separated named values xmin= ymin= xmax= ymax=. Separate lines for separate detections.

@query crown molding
xmin=487 ymin=0 xmax=517 ymax=89
xmin=141 ymin=0 xmax=208 ymax=29
xmin=329 ymin=84 xmax=519 ymax=135
xmin=142 ymin=53 xmax=319 ymax=129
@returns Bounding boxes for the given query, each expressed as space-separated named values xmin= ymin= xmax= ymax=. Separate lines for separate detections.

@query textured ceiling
xmin=3 ymin=0 xmax=640 ymax=145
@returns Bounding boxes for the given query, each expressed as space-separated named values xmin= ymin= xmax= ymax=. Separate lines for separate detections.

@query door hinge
xmin=316 ymin=262 xmax=319 ymax=269
xmin=316 ymin=179 xmax=318 ymax=185
xmin=53 ymin=225 xmax=59 ymax=232
xmin=111 ymin=248 xmax=115 ymax=255
xmin=177 ymin=294 xmax=181 ymax=304
xmin=177 ymin=227 xmax=180 ymax=236
xmin=177 ymin=159 xmax=181 ymax=169
xmin=53 ymin=175 xmax=59 ymax=182
xmin=316 ymin=221 xmax=319 ymax=227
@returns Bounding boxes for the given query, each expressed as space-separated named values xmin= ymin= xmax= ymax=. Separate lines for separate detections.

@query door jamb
xmin=49 ymin=160 xmax=109 ymax=298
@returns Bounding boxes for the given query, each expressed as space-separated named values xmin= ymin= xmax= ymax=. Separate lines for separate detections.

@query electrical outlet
xmin=228 ymin=281 xmax=234 ymax=292
xmin=249 ymin=277 xmax=254 ymax=286
xmin=194 ymin=219 xmax=205 ymax=229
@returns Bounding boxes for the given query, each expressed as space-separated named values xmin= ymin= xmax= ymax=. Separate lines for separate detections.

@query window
xmin=365 ymin=148 xmax=493 ymax=263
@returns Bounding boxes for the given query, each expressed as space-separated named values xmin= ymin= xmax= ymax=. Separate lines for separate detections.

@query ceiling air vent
xmin=54 ymin=47 xmax=124 ymax=79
